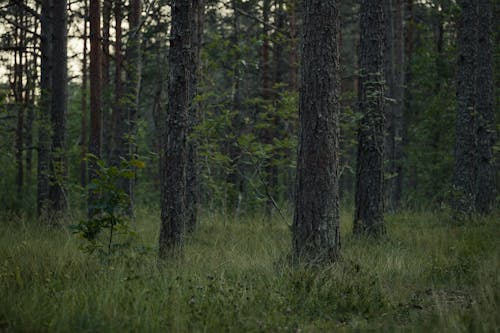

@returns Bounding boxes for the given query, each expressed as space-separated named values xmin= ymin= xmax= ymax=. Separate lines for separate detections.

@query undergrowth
xmin=0 ymin=209 xmax=498 ymax=332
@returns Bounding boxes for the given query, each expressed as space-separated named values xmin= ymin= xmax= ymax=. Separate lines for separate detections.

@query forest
xmin=0 ymin=0 xmax=498 ymax=331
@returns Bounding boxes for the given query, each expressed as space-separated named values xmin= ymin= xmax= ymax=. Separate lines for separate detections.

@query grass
xmin=0 ymin=208 xmax=499 ymax=332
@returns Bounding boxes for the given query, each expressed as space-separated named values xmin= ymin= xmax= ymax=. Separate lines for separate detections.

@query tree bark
xmin=475 ymin=0 xmax=496 ymax=214
xmin=354 ymin=0 xmax=385 ymax=236
xmin=80 ymin=0 xmax=89 ymax=188
xmin=293 ymin=0 xmax=341 ymax=264
xmin=186 ymin=0 xmax=204 ymax=233
xmin=452 ymin=0 xmax=477 ymax=218
xmin=109 ymin=0 xmax=124 ymax=167
xmin=88 ymin=0 xmax=102 ymax=217
xmin=159 ymin=0 xmax=192 ymax=258
xmin=48 ymin=0 xmax=68 ymax=214
xmin=37 ymin=0 xmax=52 ymax=219
xmin=102 ymin=0 xmax=112 ymax=160
xmin=123 ymin=0 xmax=142 ymax=216
xmin=385 ymin=0 xmax=404 ymax=211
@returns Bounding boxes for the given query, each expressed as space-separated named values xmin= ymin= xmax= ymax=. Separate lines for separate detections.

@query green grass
xmin=1 ymin=209 xmax=499 ymax=332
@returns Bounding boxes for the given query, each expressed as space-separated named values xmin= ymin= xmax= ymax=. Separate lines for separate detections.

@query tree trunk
xmin=383 ymin=0 xmax=396 ymax=211
xmin=159 ymin=0 xmax=192 ymax=258
xmin=391 ymin=0 xmax=404 ymax=209
xmin=475 ymin=0 xmax=496 ymax=214
xmin=293 ymin=0 xmax=341 ymax=264
xmin=186 ymin=0 xmax=204 ymax=233
xmin=80 ymin=0 xmax=89 ymax=188
xmin=287 ymin=0 xmax=298 ymax=91
xmin=226 ymin=0 xmax=244 ymax=215
xmin=110 ymin=0 xmax=124 ymax=167
xmin=123 ymin=0 xmax=143 ymax=216
xmin=452 ymin=0 xmax=477 ymax=218
xmin=385 ymin=0 xmax=404 ymax=211
xmin=354 ymin=0 xmax=385 ymax=236
xmin=102 ymin=0 xmax=112 ymax=160
xmin=49 ymin=0 xmax=68 ymax=214
xmin=88 ymin=0 xmax=102 ymax=217
xmin=37 ymin=0 xmax=52 ymax=219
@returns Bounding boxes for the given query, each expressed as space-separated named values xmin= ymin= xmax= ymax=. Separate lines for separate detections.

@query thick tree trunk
xmin=37 ymin=0 xmax=52 ymax=219
xmin=293 ymin=0 xmax=341 ymax=264
xmin=475 ymin=0 xmax=496 ymax=214
xmin=354 ymin=0 xmax=385 ymax=236
xmin=88 ymin=0 xmax=102 ymax=217
xmin=452 ymin=0 xmax=477 ymax=218
xmin=159 ymin=0 xmax=192 ymax=257
xmin=186 ymin=0 xmax=204 ymax=233
xmin=49 ymin=0 xmax=68 ymax=214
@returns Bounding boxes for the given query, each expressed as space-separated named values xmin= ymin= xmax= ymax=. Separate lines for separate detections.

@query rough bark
xmin=391 ymin=0 xmax=404 ymax=209
xmin=452 ymin=0 xmax=477 ymax=218
xmin=123 ymin=0 xmax=142 ymax=216
xmin=109 ymin=0 xmax=125 ymax=167
xmin=475 ymin=0 xmax=496 ymax=214
xmin=384 ymin=0 xmax=404 ymax=211
xmin=159 ymin=0 xmax=192 ymax=258
xmin=102 ymin=0 xmax=112 ymax=160
xmin=37 ymin=0 xmax=52 ymax=219
xmin=186 ymin=0 xmax=204 ymax=233
xmin=287 ymin=0 xmax=298 ymax=90
xmin=49 ymin=0 xmax=68 ymax=214
xmin=88 ymin=0 xmax=102 ymax=217
xmin=80 ymin=0 xmax=89 ymax=188
xmin=354 ymin=0 xmax=385 ymax=236
xmin=383 ymin=0 xmax=395 ymax=210
xmin=293 ymin=0 xmax=341 ymax=264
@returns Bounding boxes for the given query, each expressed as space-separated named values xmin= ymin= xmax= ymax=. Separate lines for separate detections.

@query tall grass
xmin=0 ymin=209 xmax=498 ymax=332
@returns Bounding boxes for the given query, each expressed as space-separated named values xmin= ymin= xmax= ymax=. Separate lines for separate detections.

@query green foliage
xmin=71 ymin=155 xmax=145 ymax=257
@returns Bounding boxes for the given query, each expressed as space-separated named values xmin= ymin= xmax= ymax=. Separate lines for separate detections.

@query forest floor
xmin=0 ymin=209 xmax=499 ymax=332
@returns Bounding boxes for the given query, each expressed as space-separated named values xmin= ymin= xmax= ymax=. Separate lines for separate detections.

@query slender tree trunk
xmin=354 ymin=0 xmax=385 ymax=236
xmin=88 ymin=0 xmax=103 ymax=217
xmin=80 ymin=0 xmax=89 ymax=188
xmin=49 ymin=0 xmax=68 ymax=214
xmin=110 ymin=0 xmax=124 ymax=167
xmin=186 ymin=0 xmax=204 ymax=233
xmin=403 ymin=0 xmax=415 ymax=192
xmin=227 ymin=0 xmax=244 ymax=215
xmin=293 ymin=0 xmax=341 ymax=264
xmin=102 ymin=0 xmax=112 ymax=160
xmin=452 ymin=0 xmax=477 ymax=218
xmin=385 ymin=0 xmax=404 ymax=211
xmin=392 ymin=0 xmax=404 ymax=209
xmin=13 ymin=12 xmax=24 ymax=203
xmin=123 ymin=0 xmax=143 ymax=216
xmin=159 ymin=0 xmax=192 ymax=258
xmin=475 ymin=0 xmax=496 ymax=213
xmin=37 ymin=0 xmax=52 ymax=219
xmin=287 ymin=0 xmax=298 ymax=90
xmin=25 ymin=18 xmax=37 ymax=187
xmin=262 ymin=0 xmax=271 ymax=100
xmin=383 ymin=0 xmax=396 ymax=211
